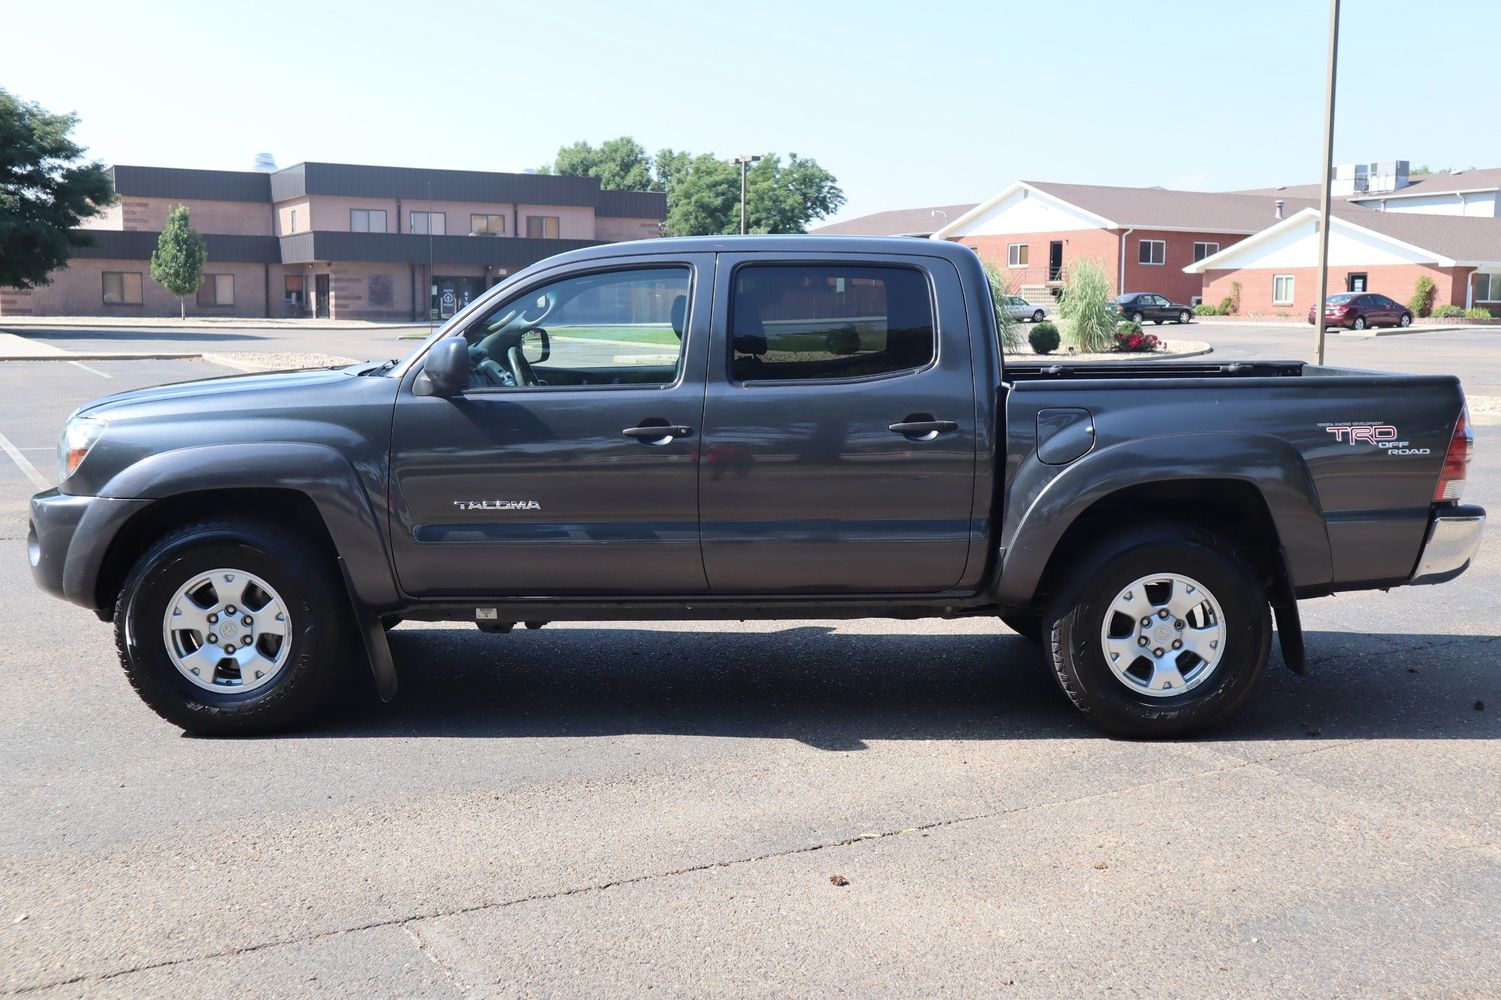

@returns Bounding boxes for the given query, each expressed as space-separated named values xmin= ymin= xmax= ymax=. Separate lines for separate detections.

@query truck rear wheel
xmin=1045 ymin=525 xmax=1270 ymax=737
xmin=114 ymin=518 xmax=354 ymax=735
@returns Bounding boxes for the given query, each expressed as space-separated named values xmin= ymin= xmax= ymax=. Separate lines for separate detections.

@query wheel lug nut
xmin=223 ymin=644 xmax=235 ymax=654
xmin=1172 ymin=640 xmax=1182 ymax=649
xmin=1153 ymin=648 xmax=1164 ymax=657
xmin=1140 ymin=617 xmax=1151 ymax=627
xmin=225 ymin=605 xmax=236 ymax=614
xmin=1138 ymin=636 xmax=1149 ymax=647
xmin=207 ymin=633 xmax=218 ymax=644
xmin=1175 ymin=620 xmax=1184 ymax=630
xmin=242 ymin=635 xmax=253 ymax=645
xmin=1158 ymin=609 xmax=1170 ymax=619
xmin=243 ymin=616 xmax=253 ymax=626
xmin=208 ymin=613 xmax=218 ymax=624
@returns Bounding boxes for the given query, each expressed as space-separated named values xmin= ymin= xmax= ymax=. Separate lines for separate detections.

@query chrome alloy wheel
xmin=1098 ymin=572 xmax=1224 ymax=697
xmin=162 ymin=568 xmax=292 ymax=693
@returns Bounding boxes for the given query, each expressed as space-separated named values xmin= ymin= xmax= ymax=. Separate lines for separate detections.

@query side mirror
xmin=520 ymin=328 xmax=551 ymax=364
xmin=416 ymin=337 xmax=470 ymax=397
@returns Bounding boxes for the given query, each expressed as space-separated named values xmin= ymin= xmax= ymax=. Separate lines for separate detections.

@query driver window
xmin=462 ymin=266 xmax=690 ymax=388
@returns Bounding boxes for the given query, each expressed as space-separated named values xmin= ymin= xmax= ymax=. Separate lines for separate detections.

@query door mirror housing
xmin=416 ymin=337 xmax=470 ymax=397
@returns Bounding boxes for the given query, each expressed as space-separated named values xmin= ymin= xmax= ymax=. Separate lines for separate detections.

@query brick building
xmin=0 ymin=162 xmax=665 ymax=320
xmin=1184 ymin=206 xmax=1501 ymax=317
xmin=930 ymin=181 xmax=1314 ymax=304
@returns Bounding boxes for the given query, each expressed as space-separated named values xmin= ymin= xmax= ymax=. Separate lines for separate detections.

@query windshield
xmin=1327 ymin=293 xmax=1357 ymax=304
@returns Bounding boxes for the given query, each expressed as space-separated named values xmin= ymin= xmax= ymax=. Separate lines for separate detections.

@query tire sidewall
xmin=118 ymin=525 xmax=342 ymax=733
xmin=1051 ymin=537 xmax=1269 ymax=737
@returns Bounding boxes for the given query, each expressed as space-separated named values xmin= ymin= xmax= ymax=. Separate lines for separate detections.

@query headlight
xmin=57 ymin=417 xmax=105 ymax=482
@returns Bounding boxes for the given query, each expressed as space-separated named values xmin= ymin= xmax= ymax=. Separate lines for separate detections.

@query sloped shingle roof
xmin=812 ymin=203 xmax=977 ymax=237
xmin=1024 ymin=181 xmax=1318 ymax=233
xmin=1330 ymin=204 xmax=1501 ymax=263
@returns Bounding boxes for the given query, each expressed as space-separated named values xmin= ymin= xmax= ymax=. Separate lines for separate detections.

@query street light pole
xmin=732 ymin=155 xmax=762 ymax=234
xmin=1314 ymin=0 xmax=1341 ymax=366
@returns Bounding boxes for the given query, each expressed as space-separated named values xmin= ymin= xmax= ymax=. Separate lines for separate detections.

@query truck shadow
xmin=306 ymin=626 xmax=1500 ymax=747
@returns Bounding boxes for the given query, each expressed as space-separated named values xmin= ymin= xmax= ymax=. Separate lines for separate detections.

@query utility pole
xmin=732 ymin=155 xmax=762 ymax=234
xmin=1314 ymin=0 xmax=1341 ymax=366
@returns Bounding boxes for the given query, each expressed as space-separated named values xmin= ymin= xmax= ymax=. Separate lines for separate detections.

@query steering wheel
xmin=504 ymin=326 xmax=545 ymax=387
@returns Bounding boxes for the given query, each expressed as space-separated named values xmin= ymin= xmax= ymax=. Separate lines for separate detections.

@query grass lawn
xmin=548 ymin=325 xmax=679 ymax=346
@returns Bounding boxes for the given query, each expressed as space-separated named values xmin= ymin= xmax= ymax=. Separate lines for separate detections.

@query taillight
xmin=1435 ymin=405 xmax=1473 ymax=501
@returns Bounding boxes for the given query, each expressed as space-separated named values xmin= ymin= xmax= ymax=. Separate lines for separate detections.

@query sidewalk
xmin=1191 ymin=316 xmax=1498 ymax=335
xmin=0 ymin=315 xmax=432 ymax=333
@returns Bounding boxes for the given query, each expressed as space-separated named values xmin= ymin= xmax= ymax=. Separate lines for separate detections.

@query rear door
xmin=697 ymin=252 xmax=978 ymax=593
xmin=387 ymin=254 xmax=713 ymax=596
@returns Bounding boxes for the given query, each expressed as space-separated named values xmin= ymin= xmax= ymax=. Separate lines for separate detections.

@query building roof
xmin=1184 ymin=205 xmax=1501 ymax=272
xmin=1234 ymin=166 xmax=1501 ymax=202
xmin=812 ymin=203 xmax=977 ymax=237
xmin=1021 ymin=181 xmax=1318 ymax=232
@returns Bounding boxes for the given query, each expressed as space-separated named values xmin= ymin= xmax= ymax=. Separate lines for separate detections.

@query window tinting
xmin=730 ymin=265 xmax=934 ymax=383
xmin=471 ymin=213 xmax=506 ymax=236
xmin=351 ymin=209 xmax=387 ymax=233
xmin=1138 ymin=240 xmax=1166 ymax=265
xmin=196 ymin=273 xmax=234 ymax=306
xmin=101 ymin=271 xmax=142 ymax=305
xmin=1007 ymin=243 xmax=1028 ymax=267
xmin=526 ymin=215 xmax=560 ymax=239
xmin=1193 ymin=241 xmax=1219 ymax=262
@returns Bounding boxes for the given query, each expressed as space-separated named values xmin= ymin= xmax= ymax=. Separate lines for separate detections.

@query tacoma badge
xmin=452 ymin=500 xmax=542 ymax=511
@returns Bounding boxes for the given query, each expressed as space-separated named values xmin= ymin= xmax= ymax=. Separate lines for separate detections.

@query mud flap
xmin=1269 ymin=547 xmax=1307 ymax=675
xmin=338 ymin=557 xmax=398 ymax=701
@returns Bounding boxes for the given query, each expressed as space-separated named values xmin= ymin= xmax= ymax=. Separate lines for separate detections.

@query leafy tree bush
xmin=1464 ymin=307 xmax=1494 ymax=320
xmin=1194 ymin=303 xmax=1219 ymax=316
xmin=0 ymin=88 xmax=115 ymax=290
xmin=1058 ymin=258 xmax=1117 ymax=352
xmin=150 ymin=205 xmax=206 ymax=319
xmin=1407 ymin=275 xmax=1437 ymax=317
xmin=1114 ymin=324 xmax=1162 ymax=352
xmin=1230 ymin=281 xmax=1242 ymax=314
xmin=1029 ymin=321 xmax=1060 ymax=354
xmin=981 ymin=257 xmax=1022 ymax=352
xmin=1435 ymin=304 xmax=1466 ymax=318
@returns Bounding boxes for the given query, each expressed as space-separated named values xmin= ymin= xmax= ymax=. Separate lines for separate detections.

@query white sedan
xmin=1002 ymin=295 xmax=1049 ymax=322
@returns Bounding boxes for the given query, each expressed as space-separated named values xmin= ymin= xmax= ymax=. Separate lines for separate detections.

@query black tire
xmin=1399 ymin=313 xmax=1412 ymax=328
xmin=1032 ymin=310 xmax=1045 ymax=323
xmin=114 ymin=519 xmax=355 ymax=735
xmin=1044 ymin=524 xmax=1270 ymax=737
xmin=1130 ymin=311 xmax=1144 ymax=324
xmin=1152 ymin=318 xmax=1164 ymax=325
xmin=1353 ymin=316 xmax=1366 ymax=330
xmin=1000 ymin=612 xmax=1042 ymax=642
xmin=1178 ymin=310 xmax=1191 ymax=324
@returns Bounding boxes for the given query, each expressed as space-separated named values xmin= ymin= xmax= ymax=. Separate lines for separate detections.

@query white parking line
xmin=67 ymin=360 xmax=112 ymax=379
xmin=0 ymin=427 xmax=49 ymax=490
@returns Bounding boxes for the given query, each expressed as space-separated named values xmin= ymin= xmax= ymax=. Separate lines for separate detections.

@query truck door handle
xmin=888 ymin=419 xmax=958 ymax=439
xmin=623 ymin=424 xmax=693 ymax=443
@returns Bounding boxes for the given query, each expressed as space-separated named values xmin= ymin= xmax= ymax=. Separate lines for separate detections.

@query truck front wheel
xmin=1045 ymin=526 xmax=1270 ymax=737
xmin=114 ymin=519 xmax=354 ymax=735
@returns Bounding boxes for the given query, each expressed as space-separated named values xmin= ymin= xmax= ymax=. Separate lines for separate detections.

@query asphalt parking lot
xmin=1 ymin=331 xmax=1498 ymax=997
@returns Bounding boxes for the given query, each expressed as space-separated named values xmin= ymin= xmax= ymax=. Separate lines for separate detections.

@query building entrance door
xmin=314 ymin=273 xmax=330 ymax=318
xmin=1049 ymin=241 xmax=1064 ymax=281
xmin=432 ymin=276 xmax=484 ymax=320
xmin=1347 ymin=273 xmax=1368 ymax=293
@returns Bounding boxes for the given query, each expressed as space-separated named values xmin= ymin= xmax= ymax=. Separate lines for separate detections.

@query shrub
xmin=1230 ymin=281 xmax=1242 ymax=315
xmin=1407 ymin=275 xmax=1437 ymax=318
xmin=1217 ymin=295 xmax=1236 ymax=315
xmin=1113 ymin=323 xmax=1161 ymax=352
xmin=1058 ymin=259 xmax=1117 ymax=352
xmin=1029 ymin=321 xmax=1060 ymax=354
xmin=1435 ymin=304 xmax=1466 ymax=318
xmin=1194 ymin=303 xmax=1219 ymax=316
xmin=1115 ymin=320 xmax=1143 ymax=336
xmin=1464 ymin=307 xmax=1494 ymax=320
xmin=981 ymin=257 xmax=1022 ymax=352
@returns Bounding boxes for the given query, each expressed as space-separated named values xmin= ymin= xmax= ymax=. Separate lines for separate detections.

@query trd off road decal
xmin=1319 ymin=420 xmax=1430 ymax=456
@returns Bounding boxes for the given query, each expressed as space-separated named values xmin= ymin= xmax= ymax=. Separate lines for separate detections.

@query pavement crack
xmin=402 ymin=923 xmax=474 ymax=998
xmin=5 ymin=753 xmax=1280 ymax=996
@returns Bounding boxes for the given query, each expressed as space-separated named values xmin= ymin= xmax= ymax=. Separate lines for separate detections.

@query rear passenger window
xmin=730 ymin=265 xmax=935 ymax=382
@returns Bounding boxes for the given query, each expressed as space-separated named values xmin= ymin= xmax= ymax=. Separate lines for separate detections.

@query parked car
xmin=1308 ymin=292 xmax=1414 ymax=330
xmin=29 ymin=237 xmax=1483 ymax=739
xmin=1002 ymin=295 xmax=1048 ymax=323
xmin=1114 ymin=292 xmax=1194 ymax=325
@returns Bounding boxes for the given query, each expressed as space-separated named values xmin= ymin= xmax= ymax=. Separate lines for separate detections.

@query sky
xmin=5 ymin=0 xmax=1497 ymax=224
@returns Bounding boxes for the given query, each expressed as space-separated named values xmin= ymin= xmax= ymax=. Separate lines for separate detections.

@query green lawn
xmin=548 ymin=325 xmax=679 ymax=346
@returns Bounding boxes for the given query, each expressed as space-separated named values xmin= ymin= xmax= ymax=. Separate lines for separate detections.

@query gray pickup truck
xmin=28 ymin=237 xmax=1483 ymax=737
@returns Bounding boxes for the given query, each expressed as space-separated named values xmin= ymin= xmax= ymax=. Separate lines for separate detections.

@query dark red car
xmin=1308 ymin=292 xmax=1413 ymax=330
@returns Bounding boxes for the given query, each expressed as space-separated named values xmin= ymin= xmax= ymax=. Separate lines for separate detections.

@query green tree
xmin=150 ymin=205 xmax=206 ymax=319
xmin=552 ymin=136 xmax=656 ymax=192
xmin=0 ymin=88 xmax=115 ymax=290
xmin=981 ymin=257 xmax=1022 ymax=352
xmin=661 ymin=154 xmax=739 ymax=236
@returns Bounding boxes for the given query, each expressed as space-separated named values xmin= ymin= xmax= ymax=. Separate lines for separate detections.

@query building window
xmin=1138 ymin=239 xmax=1166 ymax=265
xmin=351 ymin=209 xmax=387 ymax=233
xmin=730 ymin=265 xmax=935 ymax=383
xmin=410 ymin=211 xmax=446 ymax=235
xmin=196 ymin=273 xmax=235 ymax=307
xmin=1476 ymin=273 xmax=1501 ymax=302
xmin=289 ymin=209 xmax=297 ymax=233
xmin=1193 ymin=241 xmax=1220 ymax=262
xmin=1273 ymin=275 xmax=1295 ymax=305
xmin=471 ymin=213 xmax=506 ymax=236
xmin=1007 ymin=243 xmax=1029 ymax=267
xmin=526 ymin=215 xmax=560 ymax=239
xmin=101 ymin=271 xmax=143 ymax=305
xmin=284 ymin=274 xmax=305 ymax=316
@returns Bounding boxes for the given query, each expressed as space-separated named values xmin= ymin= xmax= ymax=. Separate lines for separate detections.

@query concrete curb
xmin=1009 ymin=342 xmax=1213 ymax=363
xmin=0 ymin=352 xmax=203 ymax=362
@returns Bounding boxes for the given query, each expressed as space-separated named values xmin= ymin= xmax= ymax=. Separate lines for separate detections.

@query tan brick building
xmin=0 ymin=163 xmax=665 ymax=321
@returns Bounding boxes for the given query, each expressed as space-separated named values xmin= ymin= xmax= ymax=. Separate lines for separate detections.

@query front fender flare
xmin=996 ymin=433 xmax=1332 ymax=605
xmin=98 ymin=442 xmax=400 ymax=610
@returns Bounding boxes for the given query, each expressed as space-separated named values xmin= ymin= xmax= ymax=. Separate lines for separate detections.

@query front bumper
xmin=28 ymin=489 xmax=150 ymax=610
xmin=1409 ymin=504 xmax=1486 ymax=585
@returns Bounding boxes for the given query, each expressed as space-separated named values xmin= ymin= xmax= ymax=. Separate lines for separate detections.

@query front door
xmin=1347 ymin=273 xmax=1368 ymax=293
xmin=388 ymin=255 xmax=712 ymax=596
xmin=1049 ymin=241 xmax=1064 ymax=282
xmin=314 ymin=273 xmax=330 ymax=318
xmin=697 ymin=254 xmax=978 ymax=593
